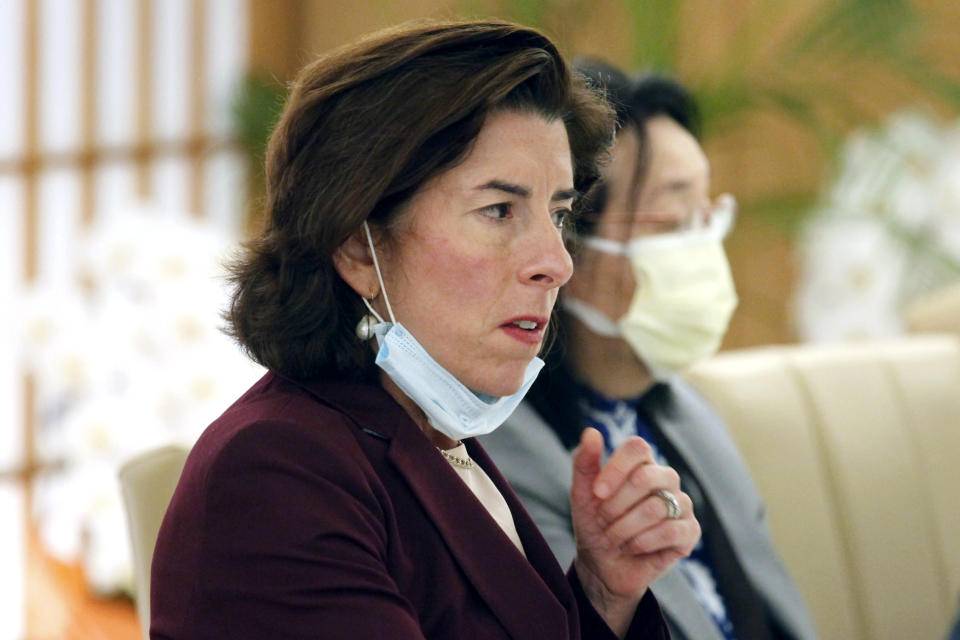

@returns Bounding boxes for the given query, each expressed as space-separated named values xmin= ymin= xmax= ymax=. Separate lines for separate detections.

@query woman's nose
xmin=520 ymin=215 xmax=574 ymax=288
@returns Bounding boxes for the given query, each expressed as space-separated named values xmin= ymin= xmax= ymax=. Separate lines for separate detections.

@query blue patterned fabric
xmin=579 ymin=384 xmax=738 ymax=640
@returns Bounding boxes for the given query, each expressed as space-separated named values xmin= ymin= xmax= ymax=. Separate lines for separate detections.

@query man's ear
xmin=332 ymin=231 xmax=378 ymax=299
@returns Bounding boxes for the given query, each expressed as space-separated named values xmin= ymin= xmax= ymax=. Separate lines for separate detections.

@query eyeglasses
xmin=633 ymin=193 xmax=737 ymax=238
xmin=577 ymin=194 xmax=737 ymax=256
xmin=693 ymin=193 xmax=736 ymax=237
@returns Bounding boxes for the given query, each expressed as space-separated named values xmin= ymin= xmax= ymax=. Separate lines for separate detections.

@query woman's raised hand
xmin=570 ymin=428 xmax=700 ymax=636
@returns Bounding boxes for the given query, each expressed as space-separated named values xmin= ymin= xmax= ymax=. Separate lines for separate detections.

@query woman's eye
xmin=552 ymin=208 xmax=572 ymax=229
xmin=479 ymin=203 xmax=511 ymax=220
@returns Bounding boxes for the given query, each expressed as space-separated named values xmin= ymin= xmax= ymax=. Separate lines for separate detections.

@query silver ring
xmin=656 ymin=489 xmax=681 ymax=520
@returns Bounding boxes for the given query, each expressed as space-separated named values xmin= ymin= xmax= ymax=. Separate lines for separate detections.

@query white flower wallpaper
xmin=20 ymin=205 xmax=265 ymax=595
xmin=794 ymin=111 xmax=960 ymax=341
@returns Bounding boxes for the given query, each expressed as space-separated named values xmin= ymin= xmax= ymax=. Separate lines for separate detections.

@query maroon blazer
xmin=150 ymin=371 xmax=668 ymax=639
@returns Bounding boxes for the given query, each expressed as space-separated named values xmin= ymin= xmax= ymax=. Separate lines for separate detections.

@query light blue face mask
xmin=359 ymin=222 xmax=544 ymax=442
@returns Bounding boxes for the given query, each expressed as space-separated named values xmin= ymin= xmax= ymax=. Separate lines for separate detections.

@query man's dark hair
xmin=570 ymin=56 xmax=701 ymax=239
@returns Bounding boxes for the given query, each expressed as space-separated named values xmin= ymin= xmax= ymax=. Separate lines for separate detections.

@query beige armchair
xmin=118 ymin=444 xmax=189 ymax=640
xmin=687 ymin=334 xmax=960 ymax=640
xmin=905 ymin=282 xmax=960 ymax=336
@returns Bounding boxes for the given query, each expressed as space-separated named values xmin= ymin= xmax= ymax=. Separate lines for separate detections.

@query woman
xmin=150 ymin=21 xmax=699 ymax=640
xmin=480 ymin=60 xmax=816 ymax=640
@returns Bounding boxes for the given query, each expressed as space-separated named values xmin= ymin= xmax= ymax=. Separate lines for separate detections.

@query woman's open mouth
xmin=501 ymin=317 xmax=547 ymax=344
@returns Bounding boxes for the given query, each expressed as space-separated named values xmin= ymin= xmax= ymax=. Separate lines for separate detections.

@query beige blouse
xmin=439 ymin=442 xmax=525 ymax=556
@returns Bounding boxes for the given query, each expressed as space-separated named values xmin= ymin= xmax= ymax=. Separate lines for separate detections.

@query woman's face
xmin=374 ymin=110 xmax=575 ymax=396
xmin=566 ymin=115 xmax=711 ymax=320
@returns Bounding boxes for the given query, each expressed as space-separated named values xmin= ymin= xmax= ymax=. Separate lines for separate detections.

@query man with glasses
xmin=481 ymin=60 xmax=817 ymax=640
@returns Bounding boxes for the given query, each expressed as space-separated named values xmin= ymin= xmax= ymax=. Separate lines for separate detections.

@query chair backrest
xmin=905 ymin=282 xmax=960 ymax=336
xmin=687 ymin=334 xmax=960 ymax=640
xmin=118 ymin=444 xmax=189 ymax=640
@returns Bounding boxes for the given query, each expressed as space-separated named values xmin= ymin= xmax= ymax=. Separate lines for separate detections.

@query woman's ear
xmin=332 ymin=231 xmax=378 ymax=299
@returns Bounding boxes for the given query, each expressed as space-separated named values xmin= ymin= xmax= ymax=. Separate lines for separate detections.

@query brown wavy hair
xmin=225 ymin=19 xmax=615 ymax=381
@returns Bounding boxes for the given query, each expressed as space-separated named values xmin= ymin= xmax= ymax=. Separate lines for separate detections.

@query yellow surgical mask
xmin=564 ymin=196 xmax=738 ymax=376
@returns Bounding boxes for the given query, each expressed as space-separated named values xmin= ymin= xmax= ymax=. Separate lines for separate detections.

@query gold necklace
xmin=437 ymin=443 xmax=475 ymax=469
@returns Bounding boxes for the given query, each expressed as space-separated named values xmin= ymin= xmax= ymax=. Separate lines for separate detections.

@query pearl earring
xmin=356 ymin=282 xmax=384 ymax=342
xmin=355 ymin=313 xmax=378 ymax=341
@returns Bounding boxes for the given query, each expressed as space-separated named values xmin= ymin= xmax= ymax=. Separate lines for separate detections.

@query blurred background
xmin=4 ymin=0 xmax=960 ymax=638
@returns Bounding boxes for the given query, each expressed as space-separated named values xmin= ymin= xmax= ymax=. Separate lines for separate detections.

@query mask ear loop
xmin=578 ymin=235 xmax=629 ymax=256
xmin=363 ymin=221 xmax=396 ymax=324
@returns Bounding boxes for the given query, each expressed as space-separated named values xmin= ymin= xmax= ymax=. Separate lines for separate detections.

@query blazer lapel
xmin=651 ymin=570 xmax=726 ymax=640
xmin=645 ymin=382 xmax=757 ymax=556
xmin=388 ymin=425 xmax=572 ymax=640
xmin=468 ymin=440 xmax=580 ymax=634
xmin=295 ymin=376 xmax=574 ymax=639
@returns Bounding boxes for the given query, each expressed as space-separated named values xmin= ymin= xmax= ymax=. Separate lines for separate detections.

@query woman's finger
xmin=571 ymin=428 xmax=605 ymax=517
xmin=603 ymin=489 xmax=694 ymax=547
xmin=623 ymin=515 xmax=700 ymax=556
xmin=596 ymin=462 xmax=680 ymax=526
xmin=591 ymin=436 xmax=656 ymax=500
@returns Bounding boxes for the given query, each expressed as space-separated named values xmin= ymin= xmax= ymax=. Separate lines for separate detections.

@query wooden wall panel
xmin=136 ymin=0 xmax=153 ymax=198
xmin=248 ymin=0 xmax=306 ymax=80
